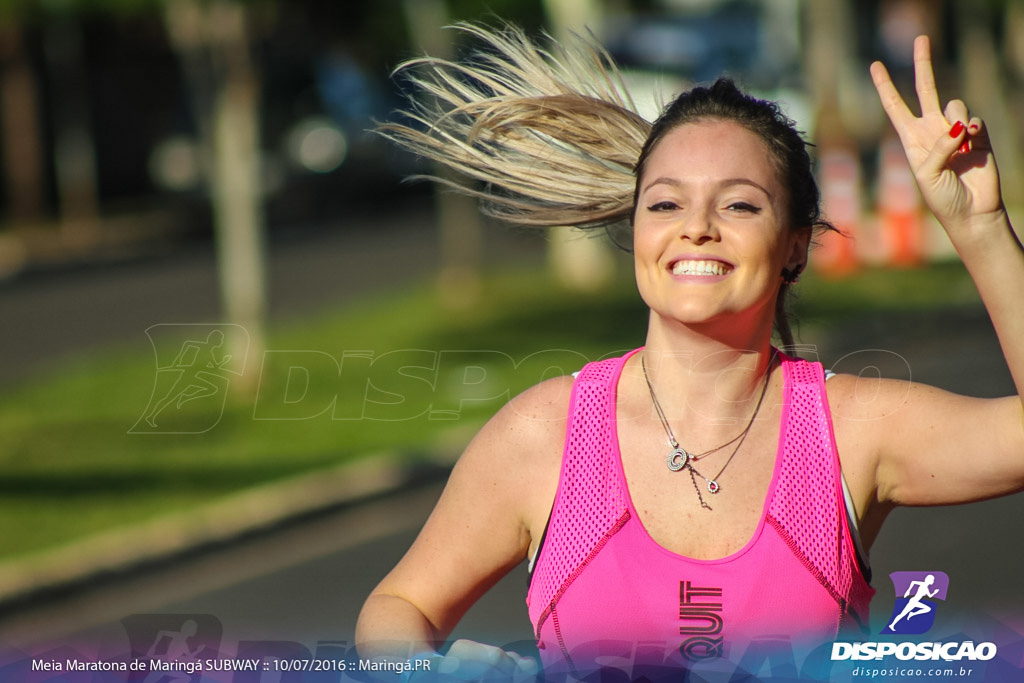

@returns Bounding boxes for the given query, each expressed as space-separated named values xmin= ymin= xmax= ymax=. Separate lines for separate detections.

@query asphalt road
xmin=0 ymin=195 xmax=547 ymax=387
xmin=3 ymin=204 xmax=1024 ymax=675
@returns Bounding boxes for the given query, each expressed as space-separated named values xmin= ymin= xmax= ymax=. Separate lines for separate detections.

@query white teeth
xmin=671 ymin=260 xmax=730 ymax=276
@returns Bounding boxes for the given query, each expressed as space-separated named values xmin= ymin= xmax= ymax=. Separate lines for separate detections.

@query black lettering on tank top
xmin=679 ymin=580 xmax=724 ymax=661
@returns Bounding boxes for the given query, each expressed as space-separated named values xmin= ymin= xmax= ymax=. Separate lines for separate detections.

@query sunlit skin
xmin=632 ymin=120 xmax=810 ymax=351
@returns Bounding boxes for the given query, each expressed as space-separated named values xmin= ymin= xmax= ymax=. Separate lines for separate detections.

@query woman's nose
xmin=676 ymin=206 xmax=719 ymax=243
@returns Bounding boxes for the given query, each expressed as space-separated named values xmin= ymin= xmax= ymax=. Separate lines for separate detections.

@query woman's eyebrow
xmin=641 ymin=176 xmax=773 ymax=199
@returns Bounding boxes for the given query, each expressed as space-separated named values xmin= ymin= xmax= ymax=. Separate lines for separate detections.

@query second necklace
xmin=641 ymin=353 xmax=773 ymax=510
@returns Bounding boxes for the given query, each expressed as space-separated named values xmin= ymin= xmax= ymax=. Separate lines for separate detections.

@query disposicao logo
xmin=831 ymin=571 xmax=998 ymax=663
xmin=883 ymin=571 xmax=949 ymax=635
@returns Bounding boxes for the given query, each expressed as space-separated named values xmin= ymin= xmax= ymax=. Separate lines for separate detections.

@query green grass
xmin=791 ymin=260 xmax=981 ymax=324
xmin=0 ymin=260 xmax=980 ymax=561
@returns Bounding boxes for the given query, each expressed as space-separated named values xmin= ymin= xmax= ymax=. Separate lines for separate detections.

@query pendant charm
xmin=667 ymin=448 xmax=691 ymax=472
xmin=707 ymin=480 xmax=721 ymax=494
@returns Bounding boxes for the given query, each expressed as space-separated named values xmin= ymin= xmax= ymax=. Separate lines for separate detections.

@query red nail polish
xmin=959 ymin=141 xmax=971 ymax=154
xmin=969 ymin=123 xmax=980 ymax=132
xmin=949 ymin=121 xmax=966 ymax=138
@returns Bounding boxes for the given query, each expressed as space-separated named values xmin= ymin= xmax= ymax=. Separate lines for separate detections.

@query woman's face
xmin=632 ymin=119 xmax=808 ymax=334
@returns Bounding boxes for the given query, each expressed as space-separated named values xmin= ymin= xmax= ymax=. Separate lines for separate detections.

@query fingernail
xmin=969 ymin=123 xmax=979 ymax=132
xmin=959 ymin=141 xmax=971 ymax=154
xmin=949 ymin=121 xmax=965 ymax=138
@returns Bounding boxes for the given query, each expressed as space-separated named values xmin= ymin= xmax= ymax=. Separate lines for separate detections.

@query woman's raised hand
xmin=860 ymin=35 xmax=1024 ymax=520
xmin=870 ymin=35 xmax=1004 ymax=239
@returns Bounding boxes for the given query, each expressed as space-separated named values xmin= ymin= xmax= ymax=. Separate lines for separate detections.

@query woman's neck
xmin=629 ymin=314 xmax=779 ymax=425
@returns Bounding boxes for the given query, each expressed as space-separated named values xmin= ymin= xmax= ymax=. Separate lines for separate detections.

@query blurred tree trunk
xmin=400 ymin=0 xmax=484 ymax=310
xmin=42 ymin=13 xmax=101 ymax=245
xmin=542 ymin=0 xmax=616 ymax=292
xmin=164 ymin=0 xmax=266 ymax=396
xmin=0 ymin=23 xmax=46 ymax=225
xmin=803 ymin=0 xmax=862 ymax=139
xmin=803 ymin=0 xmax=867 ymax=269
xmin=953 ymin=1 xmax=1021 ymax=201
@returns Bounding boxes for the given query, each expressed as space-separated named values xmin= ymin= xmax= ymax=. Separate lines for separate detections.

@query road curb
xmin=0 ymin=454 xmax=450 ymax=610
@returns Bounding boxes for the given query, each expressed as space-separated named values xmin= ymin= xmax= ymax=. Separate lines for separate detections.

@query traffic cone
xmin=815 ymin=145 xmax=861 ymax=276
xmin=877 ymin=136 xmax=925 ymax=267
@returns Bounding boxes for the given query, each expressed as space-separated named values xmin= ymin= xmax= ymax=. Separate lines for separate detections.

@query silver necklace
xmin=640 ymin=353 xmax=772 ymax=510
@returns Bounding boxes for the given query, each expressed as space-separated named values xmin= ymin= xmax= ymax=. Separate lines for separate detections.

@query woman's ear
xmin=785 ymin=227 xmax=813 ymax=278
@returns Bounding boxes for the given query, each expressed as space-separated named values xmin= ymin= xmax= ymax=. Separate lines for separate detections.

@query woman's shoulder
xmin=449 ymin=375 xmax=575 ymax=537
xmin=490 ymin=350 xmax=631 ymax=444
xmin=479 ymin=374 xmax=576 ymax=454
xmin=822 ymin=371 xmax=910 ymax=489
xmin=822 ymin=371 xmax=912 ymax=422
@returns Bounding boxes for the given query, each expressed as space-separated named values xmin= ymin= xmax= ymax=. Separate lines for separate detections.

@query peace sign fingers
xmin=912 ymin=35 xmax=943 ymax=117
xmin=869 ymin=59 xmax=911 ymax=128
xmin=870 ymin=36 xmax=949 ymax=169
xmin=871 ymin=34 xmax=1005 ymax=233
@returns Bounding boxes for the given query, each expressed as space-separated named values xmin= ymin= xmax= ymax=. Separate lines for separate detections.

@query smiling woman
xmin=355 ymin=23 xmax=1024 ymax=682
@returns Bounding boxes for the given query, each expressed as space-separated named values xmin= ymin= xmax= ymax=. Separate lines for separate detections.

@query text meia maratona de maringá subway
xmin=30 ymin=658 xmax=263 ymax=674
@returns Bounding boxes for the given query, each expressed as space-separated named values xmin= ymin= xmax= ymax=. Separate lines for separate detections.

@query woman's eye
xmin=727 ymin=202 xmax=761 ymax=213
xmin=647 ymin=201 xmax=679 ymax=212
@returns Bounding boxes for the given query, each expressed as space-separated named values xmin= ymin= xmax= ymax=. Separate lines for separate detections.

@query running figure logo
xmin=131 ymin=324 xmax=249 ymax=434
xmin=122 ymin=613 xmax=221 ymax=682
xmin=883 ymin=571 xmax=950 ymax=635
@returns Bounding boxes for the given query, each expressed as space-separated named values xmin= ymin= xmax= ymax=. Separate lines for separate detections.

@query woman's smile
xmin=669 ymin=257 xmax=734 ymax=278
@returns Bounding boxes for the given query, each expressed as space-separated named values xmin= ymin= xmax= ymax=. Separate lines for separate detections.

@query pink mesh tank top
xmin=526 ymin=348 xmax=873 ymax=680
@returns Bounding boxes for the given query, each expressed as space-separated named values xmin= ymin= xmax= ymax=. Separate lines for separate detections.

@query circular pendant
xmin=707 ymin=480 xmax=721 ymax=494
xmin=667 ymin=448 xmax=691 ymax=472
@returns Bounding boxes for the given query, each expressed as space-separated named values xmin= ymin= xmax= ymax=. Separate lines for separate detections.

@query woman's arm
xmin=837 ymin=36 xmax=1024 ymax=530
xmin=871 ymin=36 xmax=1024 ymax=400
xmin=354 ymin=375 xmax=571 ymax=678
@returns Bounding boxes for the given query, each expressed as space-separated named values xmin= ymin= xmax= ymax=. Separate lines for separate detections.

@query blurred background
xmin=2 ymin=0 xmax=1024 ymax=675
xmin=4 ymin=0 xmax=1024 ymax=287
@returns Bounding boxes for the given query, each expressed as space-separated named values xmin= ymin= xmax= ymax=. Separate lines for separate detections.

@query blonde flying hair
xmin=381 ymin=23 xmax=828 ymax=349
xmin=379 ymin=22 xmax=650 ymax=230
